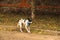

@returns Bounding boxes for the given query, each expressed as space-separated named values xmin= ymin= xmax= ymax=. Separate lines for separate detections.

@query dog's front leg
xmin=28 ymin=27 xmax=31 ymax=33
xmin=25 ymin=25 xmax=31 ymax=33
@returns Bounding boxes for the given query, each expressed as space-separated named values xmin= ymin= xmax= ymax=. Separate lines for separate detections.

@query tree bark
xmin=31 ymin=0 xmax=35 ymax=19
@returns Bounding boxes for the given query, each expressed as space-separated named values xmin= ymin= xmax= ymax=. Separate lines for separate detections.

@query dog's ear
xmin=29 ymin=19 xmax=32 ymax=22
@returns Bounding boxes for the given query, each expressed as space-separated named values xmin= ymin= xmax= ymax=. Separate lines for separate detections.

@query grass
xmin=0 ymin=13 xmax=60 ymax=35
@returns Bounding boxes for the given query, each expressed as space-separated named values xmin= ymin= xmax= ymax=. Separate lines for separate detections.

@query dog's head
xmin=27 ymin=18 xmax=32 ymax=22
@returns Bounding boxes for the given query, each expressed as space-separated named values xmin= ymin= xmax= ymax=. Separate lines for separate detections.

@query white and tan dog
xmin=17 ymin=18 xmax=32 ymax=33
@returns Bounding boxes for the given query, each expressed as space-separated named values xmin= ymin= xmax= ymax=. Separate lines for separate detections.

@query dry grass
xmin=0 ymin=13 xmax=60 ymax=35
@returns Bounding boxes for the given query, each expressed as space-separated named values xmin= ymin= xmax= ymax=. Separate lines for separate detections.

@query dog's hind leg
xmin=20 ymin=24 xmax=23 ymax=32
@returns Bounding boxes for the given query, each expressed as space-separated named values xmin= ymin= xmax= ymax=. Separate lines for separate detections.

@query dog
xmin=17 ymin=18 xmax=32 ymax=33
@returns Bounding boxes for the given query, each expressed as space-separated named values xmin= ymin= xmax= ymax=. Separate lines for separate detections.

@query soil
xmin=0 ymin=31 xmax=60 ymax=40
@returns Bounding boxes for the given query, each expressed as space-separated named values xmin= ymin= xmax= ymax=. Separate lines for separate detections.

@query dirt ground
xmin=0 ymin=31 xmax=60 ymax=40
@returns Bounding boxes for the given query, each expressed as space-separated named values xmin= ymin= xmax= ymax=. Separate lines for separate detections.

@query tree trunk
xmin=31 ymin=0 xmax=35 ymax=19
xmin=31 ymin=9 xmax=35 ymax=19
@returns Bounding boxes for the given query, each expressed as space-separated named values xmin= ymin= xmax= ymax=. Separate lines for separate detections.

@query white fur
xmin=17 ymin=18 xmax=32 ymax=33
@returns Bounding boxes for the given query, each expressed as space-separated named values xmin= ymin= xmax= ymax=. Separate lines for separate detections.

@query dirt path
xmin=0 ymin=31 xmax=60 ymax=40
